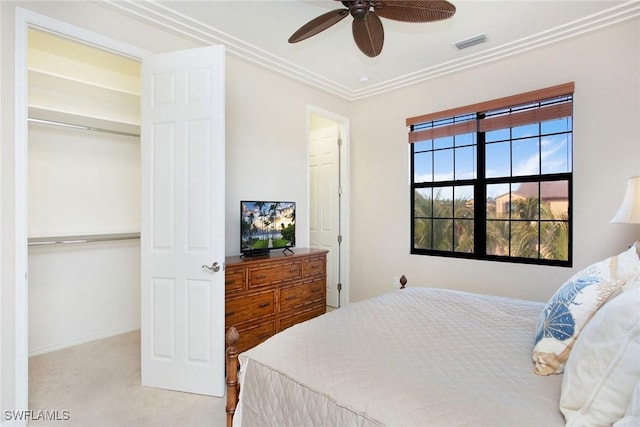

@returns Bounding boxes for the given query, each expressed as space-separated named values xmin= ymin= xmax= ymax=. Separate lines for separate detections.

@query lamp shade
xmin=611 ymin=176 xmax=640 ymax=223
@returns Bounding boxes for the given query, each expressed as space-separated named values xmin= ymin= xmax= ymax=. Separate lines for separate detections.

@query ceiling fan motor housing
xmin=347 ymin=0 xmax=371 ymax=21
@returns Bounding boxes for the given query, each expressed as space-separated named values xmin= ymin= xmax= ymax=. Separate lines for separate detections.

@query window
xmin=409 ymin=83 xmax=573 ymax=266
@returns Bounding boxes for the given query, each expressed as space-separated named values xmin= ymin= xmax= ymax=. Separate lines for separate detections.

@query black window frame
xmin=409 ymin=85 xmax=573 ymax=267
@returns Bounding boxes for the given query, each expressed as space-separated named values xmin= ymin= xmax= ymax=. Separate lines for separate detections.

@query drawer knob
xmin=255 ymin=274 xmax=266 ymax=280
xmin=290 ymin=269 xmax=298 ymax=273
xmin=225 ymin=311 xmax=235 ymax=317
xmin=258 ymin=302 xmax=270 ymax=308
xmin=285 ymin=295 xmax=297 ymax=301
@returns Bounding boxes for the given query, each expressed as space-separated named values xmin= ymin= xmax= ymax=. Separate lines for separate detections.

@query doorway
xmin=14 ymin=7 xmax=150 ymax=411
xmin=308 ymin=107 xmax=350 ymax=308
xmin=16 ymin=8 xmax=227 ymax=406
xmin=26 ymin=28 xmax=142 ymax=357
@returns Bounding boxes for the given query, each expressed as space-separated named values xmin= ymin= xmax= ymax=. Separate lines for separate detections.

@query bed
xmin=225 ymin=245 xmax=640 ymax=427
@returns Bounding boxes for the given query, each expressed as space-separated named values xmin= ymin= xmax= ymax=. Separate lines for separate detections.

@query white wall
xmin=28 ymin=241 xmax=140 ymax=356
xmin=28 ymin=124 xmax=140 ymax=237
xmin=224 ymin=57 xmax=350 ymax=255
xmin=348 ymin=19 xmax=640 ymax=303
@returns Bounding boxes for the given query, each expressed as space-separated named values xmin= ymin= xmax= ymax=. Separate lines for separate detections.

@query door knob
xmin=202 ymin=261 xmax=220 ymax=272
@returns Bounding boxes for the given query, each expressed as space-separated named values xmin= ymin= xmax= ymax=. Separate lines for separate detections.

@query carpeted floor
xmin=28 ymin=330 xmax=227 ymax=427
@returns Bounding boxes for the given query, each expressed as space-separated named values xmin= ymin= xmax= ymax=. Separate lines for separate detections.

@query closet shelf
xmin=28 ymin=232 xmax=140 ymax=246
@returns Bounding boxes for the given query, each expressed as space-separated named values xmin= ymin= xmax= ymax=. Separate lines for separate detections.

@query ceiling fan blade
xmin=352 ymin=11 xmax=384 ymax=58
xmin=373 ymin=0 xmax=456 ymax=22
xmin=288 ymin=8 xmax=350 ymax=43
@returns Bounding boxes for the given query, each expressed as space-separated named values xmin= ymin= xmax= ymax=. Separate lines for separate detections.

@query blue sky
xmin=413 ymin=117 xmax=572 ymax=200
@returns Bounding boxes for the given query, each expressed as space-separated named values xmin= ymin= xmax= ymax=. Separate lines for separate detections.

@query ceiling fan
xmin=288 ymin=0 xmax=456 ymax=58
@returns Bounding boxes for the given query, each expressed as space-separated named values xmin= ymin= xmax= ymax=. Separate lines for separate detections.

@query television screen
xmin=241 ymin=201 xmax=295 ymax=255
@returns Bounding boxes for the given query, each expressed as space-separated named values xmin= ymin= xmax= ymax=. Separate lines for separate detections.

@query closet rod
xmin=27 ymin=117 xmax=140 ymax=138
xmin=28 ymin=232 xmax=140 ymax=246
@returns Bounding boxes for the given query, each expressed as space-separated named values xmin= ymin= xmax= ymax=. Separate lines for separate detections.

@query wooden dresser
xmin=224 ymin=248 xmax=328 ymax=353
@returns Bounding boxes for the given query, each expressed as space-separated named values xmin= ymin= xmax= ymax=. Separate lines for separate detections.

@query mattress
xmin=236 ymin=287 xmax=565 ymax=426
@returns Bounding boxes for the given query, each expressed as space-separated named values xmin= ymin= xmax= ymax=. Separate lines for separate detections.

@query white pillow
xmin=560 ymin=287 xmax=640 ymax=426
xmin=614 ymin=381 xmax=640 ymax=427
xmin=533 ymin=243 xmax=640 ymax=375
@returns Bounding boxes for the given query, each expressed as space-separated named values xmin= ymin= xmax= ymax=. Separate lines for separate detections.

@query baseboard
xmin=28 ymin=325 xmax=140 ymax=357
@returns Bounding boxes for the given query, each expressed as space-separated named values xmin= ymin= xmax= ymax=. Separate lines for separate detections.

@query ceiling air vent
xmin=454 ymin=34 xmax=488 ymax=50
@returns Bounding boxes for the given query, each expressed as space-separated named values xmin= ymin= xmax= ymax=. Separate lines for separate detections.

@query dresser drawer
xmin=302 ymin=256 xmax=326 ymax=278
xmin=230 ymin=321 xmax=275 ymax=354
xmin=225 ymin=291 xmax=275 ymax=326
xmin=279 ymin=303 xmax=326 ymax=331
xmin=248 ymin=261 xmax=302 ymax=288
xmin=225 ymin=267 xmax=245 ymax=294
xmin=279 ymin=278 xmax=325 ymax=311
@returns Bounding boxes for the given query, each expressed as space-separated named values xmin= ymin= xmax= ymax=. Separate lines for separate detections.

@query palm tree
xmin=540 ymin=213 xmax=569 ymax=261
xmin=255 ymin=202 xmax=267 ymax=242
xmin=414 ymin=191 xmax=433 ymax=249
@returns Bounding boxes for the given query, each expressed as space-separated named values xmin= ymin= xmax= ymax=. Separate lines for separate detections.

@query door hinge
xmin=337 ymin=282 xmax=342 ymax=292
xmin=337 ymin=137 xmax=342 ymax=148
xmin=337 ymin=235 xmax=342 ymax=244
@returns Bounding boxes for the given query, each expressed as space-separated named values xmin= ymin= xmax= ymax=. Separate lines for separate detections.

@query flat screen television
xmin=240 ymin=201 xmax=295 ymax=257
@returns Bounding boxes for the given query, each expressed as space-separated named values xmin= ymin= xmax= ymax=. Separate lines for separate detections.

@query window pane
xmin=541 ymin=134 xmax=571 ymax=174
xmin=414 ymin=151 xmax=433 ymax=183
xmin=455 ymin=146 xmax=476 ymax=180
xmin=541 ymin=180 xmax=569 ymax=220
xmin=455 ymin=132 xmax=475 ymax=147
xmin=434 ymin=136 xmax=454 ymax=150
xmin=434 ymin=149 xmax=454 ymax=181
xmin=453 ymin=186 xmax=474 ymax=218
xmin=433 ymin=187 xmax=453 ymax=218
xmin=414 ymin=219 xmax=432 ymax=250
xmin=512 ymin=182 xmax=539 ymax=220
xmin=512 ymin=137 xmax=540 ymax=176
xmin=486 ymin=220 xmax=509 ymax=256
xmin=414 ymin=188 xmax=433 ymax=217
xmin=454 ymin=219 xmax=474 ymax=253
xmin=510 ymin=221 xmax=539 ymax=259
xmin=485 ymin=128 xmax=510 ymax=143
xmin=413 ymin=139 xmax=432 ymax=152
xmin=487 ymin=183 xmax=510 ymax=219
xmin=541 ymin=117 xmax=571 ymax=134
xmin=512 ymin=123 xmax=539 ymax=139
xmin=486 ymin=142 xmax=510 ymax=178
xmin=433 ymin=219 xmax=453 ymax=250
xmin=541 ymin=221 xmax=569 ymax=261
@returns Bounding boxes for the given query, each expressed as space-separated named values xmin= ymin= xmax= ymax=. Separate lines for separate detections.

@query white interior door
xmin=310 ymin=123 xmax=342 ymax=307
xmin=141 ymin=45 xmax=226 ymax=396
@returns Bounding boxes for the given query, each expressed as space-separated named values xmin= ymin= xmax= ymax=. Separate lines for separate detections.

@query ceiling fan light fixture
xmin=454 ymin=34 xmax=488 ymax=50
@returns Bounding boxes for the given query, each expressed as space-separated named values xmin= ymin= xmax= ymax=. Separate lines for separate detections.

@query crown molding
xmin=104 ymin=0 xmax=640 ymax=101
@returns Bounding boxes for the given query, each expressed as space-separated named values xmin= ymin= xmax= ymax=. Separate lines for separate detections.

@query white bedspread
xmin=236 ymin=287 xmax=565 ymax=426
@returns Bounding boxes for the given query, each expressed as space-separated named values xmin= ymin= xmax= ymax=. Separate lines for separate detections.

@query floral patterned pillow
xmin=533 ymin=243 xmax=640 ymax=375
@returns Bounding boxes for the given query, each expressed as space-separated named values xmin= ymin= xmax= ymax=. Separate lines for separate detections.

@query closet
xmin=27 ymin=28 xmax=142 ymax=356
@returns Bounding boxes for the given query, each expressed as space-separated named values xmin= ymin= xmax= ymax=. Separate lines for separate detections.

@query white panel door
xmin=310 ymin=124 xmax=341 ymax=307
xmin=141 ymin=45 xmax=225 ymax=396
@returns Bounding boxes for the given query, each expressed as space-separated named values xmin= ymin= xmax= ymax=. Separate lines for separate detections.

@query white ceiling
xmin=106 ymin=1 xmax=639 ymax=100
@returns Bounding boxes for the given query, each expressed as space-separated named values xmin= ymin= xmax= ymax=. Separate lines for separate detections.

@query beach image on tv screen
xmin=241 ymin=201 xmax=295 ymax=251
